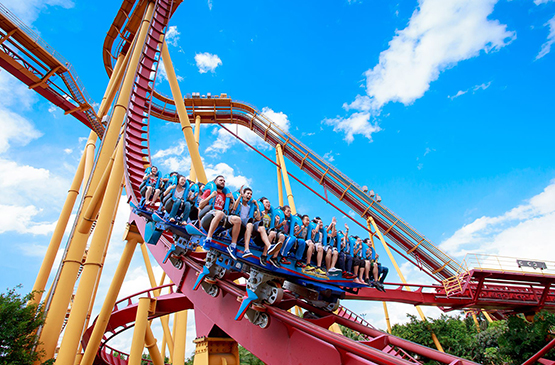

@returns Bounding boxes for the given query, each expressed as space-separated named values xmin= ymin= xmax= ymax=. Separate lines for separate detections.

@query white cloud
xmin=165 ymin=26 xmax=180 ymax=47
xmin=206 ymin=107 xmax=290 ymax=154
xmin=328 ymin=0 xmax=514 ymax=142
xmin=473 ymin=81 xmax=491 ymax=91
xmin=205 ymin=163 xmax=250 ymax=190
xmin=448 ymin=81 xmax=491 ymax=100
xmin=0 ymin=158 xmax=68 ymax=206
xmin=536 ymin=15 xmax=555 ymax=60
xmin=152 ymin=141 xmax=249 ymax=189
xmin=152 ymin=140 xmax=186 ymax=159
xmin=534 ymin=0 xmax=555 ymax=4
xmin=440 ymin=180 xmax=555 ymax=261
xmin=0 ymin=109 xmax=43 ymax=154
xmin=0 ymin=71 xmax=69 ymax=235
xmin=152 ymin=140 xmax=192 ymax=173
xmin=323 ymin=151 xmax=335 ymax=162
xmin=0 ymin=204 xmax=54 ymax=235
xmin=157 ymin=61 xmax=168 ymax=82
xmin=1 ymin=0 xmax=74 ymax=26
xmin=323 ymin=112 xmax=381 ymax=144
xmin=207 ymin=0 xmax=213 ymax=10
xmin=157 ymin=58 xmax=184 ymax=83
xmin=448 ymin=90 xmax=467 ymax=100
xmin=194 ymin=52 xmax=222 ymax=73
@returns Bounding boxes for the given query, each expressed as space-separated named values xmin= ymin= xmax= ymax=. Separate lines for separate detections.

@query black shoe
xmin=269 ymin=257 xmax=281 ymax=268
xmin=375 ymin=282 xmax=386 ymax=292
xmin=260 ymin=255 xmax=268 ymax=266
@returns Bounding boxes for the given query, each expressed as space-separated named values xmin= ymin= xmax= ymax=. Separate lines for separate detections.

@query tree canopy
xmin=0 ymin=287 xmax=46 ymax=365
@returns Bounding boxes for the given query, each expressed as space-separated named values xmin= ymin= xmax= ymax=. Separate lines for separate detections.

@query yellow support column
xmin=145 ymin=325 xmax=165 ymax=365
xmin=77 ymin=142 xmax=120 ymax=234
xmin=368 ymin=217 xmax=444 ymax=352
xmin=471 ymin=311 xmax=481 ymax=332
xmin=193 ymin=337 xmax=239 ymax=365
xmin=189 ymin=114 xmax=202 ymax=182
xmin=36 ymin=3 xmax=155 ymax=359
xmin=276 ymin=149 xmax=284 ymax=206
xmin=82 ymin=132 xmax=98 ymax=190
xmin=383 ymin=302 xmax=392 ymax=334
xmin=80 ymin=223 xmax=144 ymax=365
xmin=173 ymin=310 xmax=188 ymax=364
xmin=96 ymin=51 xmax=130 ymax=122
xmin=128 ymin=298 xmax=156 ymax=365
xmin=161 ymin=41 xmax=207 ymax=184
xmin=76 ymin=207 xmax=119 ymax=364
xmin=275 ymin=144 xmax=296 ymax=214
xmin=55 ymin=141 xmax=125 ymax=365
xmin=482 ymin=310 xmax=493 ymax=323
xmin=140 ymin=241 xmax=175 ymax=355
xmin=29 ymin=132 xmax=89 ymax=306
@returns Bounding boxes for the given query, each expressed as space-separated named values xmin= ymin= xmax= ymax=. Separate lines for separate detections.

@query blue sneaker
xmin=227 ymin=245 xmax=237 ymax=260
xmin=242 ymin=249 xmax=253 ymax=258
xmin=268 ymin=243 xmax=280 ymax=256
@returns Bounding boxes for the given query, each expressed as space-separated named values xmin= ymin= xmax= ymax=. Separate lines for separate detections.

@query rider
xmin=276 ymin=205 xmax=295 ymax=265
xmin=198 ymin=175 xmax=241 ymax=259
xmin=230 ymin=186 xmax=258 ymax=259
xmin=158 ymin=171 xmax=178 ymax=212
xmin=324 ymin=217 xmax=341 ymax=274
xmin=352 ymin=236 xmax=366 ymax=285
xmin=140 ymin=166 xmax=161 ymax=207
xmin=292 ymin=214 xmax=310 ymax=268
xmin=364 ymin=238 xmax=386 ymax=291
xmin=163 ymin=175 xmax=191 ymax=224
xmin=305 ymin=217 xmax=326 ymax=275
xmin=253 ymin=197 xmax=281 ymax=266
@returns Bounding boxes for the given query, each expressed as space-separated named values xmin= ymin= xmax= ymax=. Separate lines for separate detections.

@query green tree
xmin=497 ymin=311 xmax=555 ymax=364
xmin=0 ymin=287 xmax=46 ymax=365
xmin=391 ymin=314 xmax=478 ymax=363
xmin=473 ymin=320 xmax=509 ymax=364
xmin=338 ymin=324 xmax=367 ymax=341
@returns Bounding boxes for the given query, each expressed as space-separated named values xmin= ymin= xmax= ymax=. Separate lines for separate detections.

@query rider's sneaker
xmin=242 ymin=249 xmax=254 ymax=258
xmin=375 ymin=282 xmax=386 ymax=292
xmin=227 ymin=245 xmax=237 ymax=260
xmin=269 ymin=257 xmax=282 ymax=268
xmin=315 ymin=267 xmax=326 ymax=275
xmin=295 ymin=260 xmax=306 ymax=268
xmin=260 ymin=255 xmax=268 ymax=266
xmin=305 ymin=264 xmax=316 ymax=271
xmin=280 ymin=257 xmax=291 ymax=265
xmin=328 ymin=267 xmax=341 ymax=274
xmin=268 ymin=243 xmax=280 ymax=256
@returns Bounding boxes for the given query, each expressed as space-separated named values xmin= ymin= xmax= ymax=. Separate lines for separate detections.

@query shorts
xmin=307 ymin=240 xmax=324 ymax=250
xmin=353 ymin=257 xmax=365 ymax=268
xmin=239 ymin=221 xmax=254 ymax=237
xmin=200 ymin=209 xmax=233 ymax=232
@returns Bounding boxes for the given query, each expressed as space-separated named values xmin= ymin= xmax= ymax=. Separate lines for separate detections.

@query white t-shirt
xmin=239 ymin=204 xmax=250 ymax=224
xmin=174 ymin=187 xmax=185 ymax=199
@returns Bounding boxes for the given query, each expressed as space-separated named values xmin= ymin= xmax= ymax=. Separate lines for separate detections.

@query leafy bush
xmin=0 ymin=287 xmax=46 ymax=365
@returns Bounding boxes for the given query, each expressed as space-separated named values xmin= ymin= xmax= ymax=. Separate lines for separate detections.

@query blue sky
xmin=1 ymin=0 xmax=555 ymax=354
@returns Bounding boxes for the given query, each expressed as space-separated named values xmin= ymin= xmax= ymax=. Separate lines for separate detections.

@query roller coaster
xmin=1 ymin=0 xmax=555 ymax=364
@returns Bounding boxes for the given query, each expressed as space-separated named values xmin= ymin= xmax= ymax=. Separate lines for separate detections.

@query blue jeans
xmin=338 ymin=252 xmax=353 ymax=273
xmin=165 ymin=198 xmax=191 ymax=221
xmin=281 ymin=236 xmax=307 ymax=261
xmin=378 ymin=263 xmax=388 ymax=283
